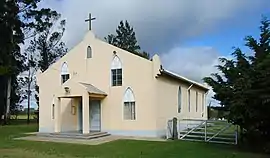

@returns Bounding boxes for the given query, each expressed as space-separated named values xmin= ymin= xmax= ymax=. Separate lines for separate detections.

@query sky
xmin=24 ymin=0 xmax=270 ymax=108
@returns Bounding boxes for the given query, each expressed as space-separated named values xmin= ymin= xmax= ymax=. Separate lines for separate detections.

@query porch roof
xmin=55 ymin=79 xmax=107 ymax=98
xmin=79 ymin=82 xmax=107 ymax=96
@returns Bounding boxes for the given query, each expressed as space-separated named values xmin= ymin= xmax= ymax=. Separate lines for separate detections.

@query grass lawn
xmin=0 ymin=123 xmax=268 ymax=158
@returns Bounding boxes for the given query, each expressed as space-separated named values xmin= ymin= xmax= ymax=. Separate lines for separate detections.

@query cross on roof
xmin=85 ymin=13 xmax=96 ymax=30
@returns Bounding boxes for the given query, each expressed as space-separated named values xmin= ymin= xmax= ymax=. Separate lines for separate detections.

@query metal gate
xmin=166 ymin=119 xmax=173 ymax=139
xmin=167 ymin=119 xmax=238 ymax=145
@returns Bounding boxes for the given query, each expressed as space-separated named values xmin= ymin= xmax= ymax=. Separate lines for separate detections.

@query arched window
xmin=178 ymin=86 xmax=181 ymax=113
xmin=123 ymin=87 xmax=135 ymax=120
xmin=61 ymin=62 xmax=70 ymax=84
xmin=196 ymin=91 xmax=198 ymax=112
xmin=188 ymin=89 xmax=191 ymax=112
xmin=52 ymin=96 xmax=55 ymax=119
xmin=87 ymin=46 xmax=92 ymax=58
xmin=202 ymin=93 xmax=205 ymax=112
xmin=52 ymin=104 xmax=55 ymax=119
xmin=111 ymin=55 xmax=122 ymax=86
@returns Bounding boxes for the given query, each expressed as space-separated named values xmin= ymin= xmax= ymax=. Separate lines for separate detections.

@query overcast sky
xmin=25 ymin=0 xmax=270 ymax=107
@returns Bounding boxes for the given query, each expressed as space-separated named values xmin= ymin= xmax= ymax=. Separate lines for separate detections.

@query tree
xmin=0 ymin=0 xmax=58 ymax=124
xmin=204 ymin=17 xmax=270 ymax=151
xmin=35 ymin=18 xmax=67 ymax=72
xmin=22 ymin=13 xmax=67 ymax=124
xmin=105 ymin=20 xmax=150 ymax=59
xmin=0 ymin=0 xmax=26 ymax=124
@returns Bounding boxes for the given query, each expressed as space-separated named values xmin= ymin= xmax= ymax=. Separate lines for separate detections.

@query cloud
xmin=160 ymin=46 xmax=234 ymax=106
xmin=160 ymin=46 xmax=222 ymax=105
xmin=37 ymin=0 xmax=268 ymax=106
xmin=39 ymin=0 xmax=267 ymax=53
xmin=161 ymin=47 xmax=220 ymax=82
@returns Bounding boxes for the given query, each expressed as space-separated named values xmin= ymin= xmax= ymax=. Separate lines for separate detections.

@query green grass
xmin=189 ymin=121 xmax=237 ymax=135
xmin=0 ymin=123 xmax=268 ymax=158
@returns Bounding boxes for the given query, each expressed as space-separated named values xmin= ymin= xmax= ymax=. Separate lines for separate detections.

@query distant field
xmin=11 ymin=114 xmax=35 ymax=120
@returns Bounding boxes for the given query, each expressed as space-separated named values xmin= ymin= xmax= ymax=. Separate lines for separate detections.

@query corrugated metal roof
xmin=159 ymin=68 xmax=209 ymax=91
xmin=79 ymin=82 xmax=107 ymax=95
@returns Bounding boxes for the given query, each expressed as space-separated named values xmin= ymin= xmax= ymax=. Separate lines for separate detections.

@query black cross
xmin=85 ymin=13 xmax=96 ymax=30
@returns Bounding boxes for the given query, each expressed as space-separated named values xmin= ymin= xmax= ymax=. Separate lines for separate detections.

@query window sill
xmin=111 ymin=85 xmax=122 ymax=87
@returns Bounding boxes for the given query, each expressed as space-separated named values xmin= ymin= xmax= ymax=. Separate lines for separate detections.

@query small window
xmin=196 ymin=91 xmax=198 ymax=112
xmin=87 ymin=46 xmax=92 ymax=58
xmin=188 ymin=89 xmax=191 ymax=112
xmin=178 ymin=86 xmax=181 ymax=113
xmin=111 ymin=69 xmax=122 ymax=86
xmin=61 ymin=62 xmax=70 ymax=84
xmin=61 ymin=74 xmax=70 ymax=84
xmin=111 ymin=55 xmax=122 ymax=86
xmin=52 ymin=104 xmax=55 ymax=119
xmin=123 ymin=88 xmax=136 ymax=120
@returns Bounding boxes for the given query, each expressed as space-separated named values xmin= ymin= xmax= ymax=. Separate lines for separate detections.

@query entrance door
xmin=78 ymin=99 xmax=83 ymax=132
xmin=89 ymin=100 xmax=101 ymax=132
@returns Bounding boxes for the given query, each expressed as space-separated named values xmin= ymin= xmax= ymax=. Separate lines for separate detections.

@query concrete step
xmin=37 ymin=132 xmax=111 ymax=140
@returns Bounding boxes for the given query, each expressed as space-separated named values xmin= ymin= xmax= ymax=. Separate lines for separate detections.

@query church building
xmin=37 ymin=30 xmax=209 ymax=138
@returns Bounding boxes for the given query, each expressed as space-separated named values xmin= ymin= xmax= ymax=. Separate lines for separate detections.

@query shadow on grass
xmin=8 ymin=119 xmax=38 ymax=125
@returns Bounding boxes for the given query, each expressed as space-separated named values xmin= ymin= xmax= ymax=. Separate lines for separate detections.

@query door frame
xmin=78 ymin=98 xmax=83 ymax=132
xmin=89 ymin=99 xmax=101 ymax=132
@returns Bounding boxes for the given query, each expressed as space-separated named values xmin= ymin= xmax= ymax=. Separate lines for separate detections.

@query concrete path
xmin=14 ymin=135 xmax=121 ymax=145
xmin=14 ymin=135 xmax=166 ymax=145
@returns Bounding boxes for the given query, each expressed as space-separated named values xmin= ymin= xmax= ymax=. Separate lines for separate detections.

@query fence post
xmin=204 ymin=120 xmax=207 ymax=142
xmin=172 ymin=117 xmax=178 ymax=140
xmin=235 ymin=125 xmax=238 ymax=145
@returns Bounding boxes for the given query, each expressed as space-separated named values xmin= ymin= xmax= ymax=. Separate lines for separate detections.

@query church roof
xmin=79 ymin=82 xmax=107 ymax=96
xmin=159 ymin=68 xmax=209 ymax=91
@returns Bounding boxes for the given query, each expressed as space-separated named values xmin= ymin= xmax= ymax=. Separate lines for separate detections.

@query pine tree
xmin=204 ymin=16 xmax=270 ymax=150
xmin=105 ymin=20 xmax=150 ymax=59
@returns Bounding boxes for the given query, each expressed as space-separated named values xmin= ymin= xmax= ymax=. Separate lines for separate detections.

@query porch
xmin=54 ymin=82 xmax=107 ymax=134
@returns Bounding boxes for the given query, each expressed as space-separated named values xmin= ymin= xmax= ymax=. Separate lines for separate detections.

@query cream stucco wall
xmin=37 ymin=31 xmax=158 ymax=136
xmin=37 ymin=31 xmax=208 ymax=137
xmin=155 ymin=76 xmax=208 ymax=137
